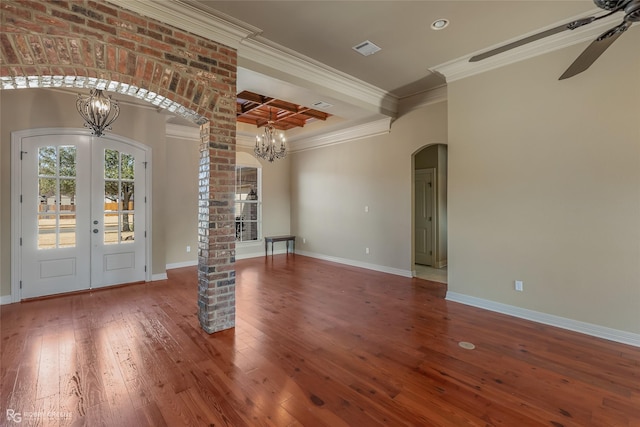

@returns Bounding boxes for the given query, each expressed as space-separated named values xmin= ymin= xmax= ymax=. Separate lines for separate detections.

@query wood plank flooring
xmin=1 ymin=254 xmax=639 ymax=426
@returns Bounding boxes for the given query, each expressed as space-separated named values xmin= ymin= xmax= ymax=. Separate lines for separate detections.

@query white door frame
xmin=11 ymin=127 xmax=153 ymax=302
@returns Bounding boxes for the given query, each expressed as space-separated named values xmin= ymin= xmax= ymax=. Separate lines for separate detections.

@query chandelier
xmin=76 ymin=89 xmax=120 ymax=137
xmin=254 ymin=110 xmax=286 ymax=163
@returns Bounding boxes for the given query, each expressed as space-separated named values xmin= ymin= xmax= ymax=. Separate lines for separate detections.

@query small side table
xmin=264 ymin=235 xmax=295 ymax=256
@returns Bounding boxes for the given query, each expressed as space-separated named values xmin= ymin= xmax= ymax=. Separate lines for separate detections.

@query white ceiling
xmin=107 ymin=0 xmax=637 ymax=144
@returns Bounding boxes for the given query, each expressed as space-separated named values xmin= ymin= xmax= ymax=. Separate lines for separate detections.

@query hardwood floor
xmin=1 ymin=255 xmax=639 ymax=426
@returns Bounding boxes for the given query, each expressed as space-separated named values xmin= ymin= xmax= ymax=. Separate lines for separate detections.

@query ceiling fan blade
xmin=558 ymin=21 xmax=630 ymax=80
xmin=469 ymin=17 xmax=596 ymax=62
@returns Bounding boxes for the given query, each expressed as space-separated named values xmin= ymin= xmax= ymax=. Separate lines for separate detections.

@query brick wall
xmin=0 ymin=0 xmax=237 ymax=333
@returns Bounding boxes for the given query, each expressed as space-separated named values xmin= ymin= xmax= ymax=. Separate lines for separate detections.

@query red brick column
xmin=0 ymin=0 xmax=237 ymax=333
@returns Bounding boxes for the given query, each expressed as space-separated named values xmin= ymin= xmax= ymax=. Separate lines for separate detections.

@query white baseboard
xmin=0 ymin=295 xmax=14 ymax=305
xmin=151 ymin=273 xmax=168 ymax=281
xmin=446 ymin=292 xmax=640 ymax=348
xmin=435 ymin=259 xmax=448 ymax=269
xmin=166 ymin=260 xmax=198 ymax=270
xmin=236 ymin=248 xmax=288 ymax=259
xmin=296 ymin=250 xmax=413 ymax=278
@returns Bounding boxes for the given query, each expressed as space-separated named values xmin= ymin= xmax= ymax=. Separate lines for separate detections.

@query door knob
xmin=93 ymin=220 xmax=99 ymax=224
xmin=93 ymin=229 xmax=99 ymax=233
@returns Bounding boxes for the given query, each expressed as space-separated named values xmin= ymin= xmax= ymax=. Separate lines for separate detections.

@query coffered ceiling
xmin=236 ymin=90 xmax=330 ymax=131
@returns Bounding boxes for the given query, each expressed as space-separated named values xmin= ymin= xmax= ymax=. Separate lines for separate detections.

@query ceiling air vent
xmin=352 ymin=40 xmax=381 ymax=57
xmin=312 ymin=101 xmax=333 ymax=109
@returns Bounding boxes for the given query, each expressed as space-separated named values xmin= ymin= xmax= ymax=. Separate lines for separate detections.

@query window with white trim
xmin=235 ymin=166 xmax=261 ymax=242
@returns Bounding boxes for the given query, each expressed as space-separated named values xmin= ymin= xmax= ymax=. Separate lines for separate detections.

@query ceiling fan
xmin=469 ymin=0 xmax=639 ymax=79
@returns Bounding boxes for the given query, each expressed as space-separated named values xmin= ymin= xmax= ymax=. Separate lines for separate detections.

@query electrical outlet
xmin=186 ymin=245 xmax=191 ymax=253
xmin=302 ymin=238 xmax=306 ymax=244
xmin=365 ymin=247 xmax=370 ymax=254
xmin=515 ymin=280 xmax=523 ymax=292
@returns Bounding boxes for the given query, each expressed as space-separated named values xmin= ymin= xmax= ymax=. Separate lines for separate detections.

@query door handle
xmin=93 ymin=220 xmax=99 ymax=225
xmin=93 ymin=229 xmax=99 ymax=233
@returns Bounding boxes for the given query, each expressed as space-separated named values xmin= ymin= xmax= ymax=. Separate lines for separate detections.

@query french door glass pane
xmin=105 ymin=149 xmax=119 ymax=179
xmin=121 ymin=182 xmax=134 ymax=210
xmin=38 ymin=147 xmax=56 ymax=176
xmin=37 ymin=214 xmax=56 ymax=249
xmin=39 ymin=178 xmax=57 ymax=212
xmin=59 ymin=146 xmax=77 ymax=177
xmin=104 ymin=181 xmax=119 ymax=210
xmin=59 ymin=215 xmax=76 ymax=248
xmin=121 ymin=213 xmax=134 ymax=242
xmin=121 ymin=153 xmax=134 ymax=179
xmin=104 ymin=213 xmax=119 ymax=244
xmin=59 ymin=179 xmax=76 ymax=212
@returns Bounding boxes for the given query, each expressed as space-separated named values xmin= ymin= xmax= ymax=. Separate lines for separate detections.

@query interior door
xmin=415 ymin=169 xmax=435 ymax=266
xmin=19 ymin=131 xmax=146 ymax=299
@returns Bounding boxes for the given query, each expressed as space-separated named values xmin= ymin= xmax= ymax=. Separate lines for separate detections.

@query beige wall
xmin=291 ymin=101 xmax=447 ymax=273
xmin=165 ymin=135 xmax=200 ymax=266
xmin=447 ymin=30 xmax=640 ymax=333
xmin=0 ymin=88 xmax=171 ymax=297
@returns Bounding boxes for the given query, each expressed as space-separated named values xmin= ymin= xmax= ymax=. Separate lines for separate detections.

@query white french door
xmin=16 ymin=130 xmax=147 ymax=299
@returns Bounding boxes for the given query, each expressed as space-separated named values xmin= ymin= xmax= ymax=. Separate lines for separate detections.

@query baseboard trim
xmin=151 ymin=273 xmax=168 ymax=281
xmin=0 ymin=295 xmax=14 ymax=305
xmin=446 ymin=292 xmax=640 ymax=348
xmin=296 ymin=250 xmax=413 ymax=278
xmin=236 ymin=248 xmax=288 ymax=259
xmin=166 ymin=260 xmax=198 ymax=270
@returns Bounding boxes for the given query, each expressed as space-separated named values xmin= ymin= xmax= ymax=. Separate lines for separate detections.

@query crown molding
xmin=105 ymin=0 xmax=260 ymax=49
xmin=290 ymin=117 xmax=392 ymax=153
xmin=239 ymin=37 xmax=398 ymax=117
xmin=431 ymin=8 xmax=623 ymax=83
xmin=237 ymin=117 xmax=391 ymax=153
xmin=398 ymin=85 xmax=447 ymax=116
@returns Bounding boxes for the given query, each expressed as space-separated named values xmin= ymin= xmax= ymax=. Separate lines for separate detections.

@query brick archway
xmin=0 ymin=0 xmax=237 ymax=333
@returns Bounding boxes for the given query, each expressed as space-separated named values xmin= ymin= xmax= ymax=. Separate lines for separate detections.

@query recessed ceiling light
xmin=431 ymin=19 xmax=449 ymax=30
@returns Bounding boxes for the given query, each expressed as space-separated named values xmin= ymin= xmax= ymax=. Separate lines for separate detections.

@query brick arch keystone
xmin=0 ymin=0 xmax=236 ymax=334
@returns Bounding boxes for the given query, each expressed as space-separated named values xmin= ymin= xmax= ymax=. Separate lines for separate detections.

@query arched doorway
xmin=0 ymin=0 xmax=238 ymax=334
xmin=413 ymin=143 xmax=448 ymax=283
